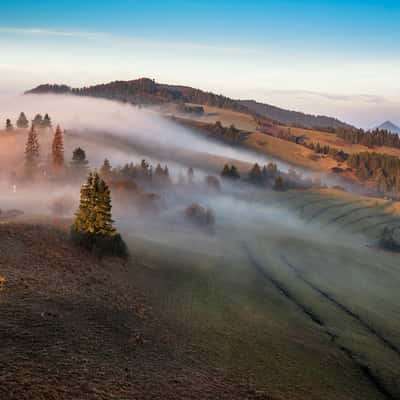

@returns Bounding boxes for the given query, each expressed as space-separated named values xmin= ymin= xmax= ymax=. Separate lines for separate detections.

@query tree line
xmin=4 ymin=112 xmax=53 ymax=131
xmin=336 ymin=127 xmax=400 ymax=149
xmin=347 ymin=152 xmax=400 ymax=198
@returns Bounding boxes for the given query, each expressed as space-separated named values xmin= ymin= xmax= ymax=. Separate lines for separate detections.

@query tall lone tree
xmin=25 ymin=126 xmax=40 ymax=177
xmin=70 ymin=147 xmax=89 ymax=176
xmin=16 ymin=112 xmax=29 ymax=129
xmin=52 ymin=125 xmax=65 ymax=172
xmin=71 ymin=172 xmax=126 ymax=256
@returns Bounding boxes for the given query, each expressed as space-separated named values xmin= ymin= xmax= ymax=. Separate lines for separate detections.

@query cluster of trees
xmin=100 ymin=159 xmax=172 ymax=187
xmin=71 ymin=172 xmax=127 ymax=257
xmin=177 ymin=103 xmax=204 ymax=115
xmin=348 ymin=152 xmax=400 ymax=198
xmin=5 ymin=112 xmax=52 ymax=131
xmin=24 ymin=125 xmax=66 ymax=179
xmin=305 ymin=142 xmax=348 ymax=162
xmin=221 ymin=162 xmax=288 ymax=191
xmin=185 ymin=203 xmax=215 ymax=229
xmin=336 ymin=127 xmax=400 ymax=149
xmin=209 ymin=121 xmax=242 ymax=145
xmin=221 ymin=164 xmax=240 ymax=179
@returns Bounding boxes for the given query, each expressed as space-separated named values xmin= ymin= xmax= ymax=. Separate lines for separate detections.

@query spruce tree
xmin=249 ymin=163 xmax=263 ymax=185
xmin=32 ymin=114 xmax=43 ymax=129
xmin=5 ymin=119 xmax=13 ymax=131
xmin=42 ymin=114 xmax=52 ymax=129
xmin=71 ymin=147 xmax=89 ymax=174
xmin=52 ymin=125 xmax=65 ymax=171
xmin=16 ymin=112 xmax=29 ymax=129
xmin=73 ymin=172 xmax=94 ymax=233
xmin=100 ymin=158 xmax=112 ymax=178
xmin=95 ymin=179 xmax=116 ymax=236
xmin=229 ymin=165 xmax=240 ymax=179
xmin=25 ymin=126 xmax=40 ymax=176
xmin=72 ymin=172 xmax=126 ymax=256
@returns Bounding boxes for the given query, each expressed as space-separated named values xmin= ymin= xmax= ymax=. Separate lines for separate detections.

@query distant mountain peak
xmin=376 ymin=121 xmax=400 ymax=133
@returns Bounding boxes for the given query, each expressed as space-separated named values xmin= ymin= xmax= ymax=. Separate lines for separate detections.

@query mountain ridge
xmin=26 ymin=78 xmax=352 ymax=130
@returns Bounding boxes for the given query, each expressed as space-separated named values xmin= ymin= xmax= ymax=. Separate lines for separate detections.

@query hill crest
xmin=26 ymin=78 xmax=352 ymax=130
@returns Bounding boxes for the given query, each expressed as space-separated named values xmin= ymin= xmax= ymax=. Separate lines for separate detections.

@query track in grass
xmin=242 ymin=243 xmax=396 ymax=400
xmin=306 ymin=201 xmax=355 ymax=224
xmin=324 ymin=204 xmax=374 ymax=227
xmin=280 ymin=254 xmax=400 ymax=358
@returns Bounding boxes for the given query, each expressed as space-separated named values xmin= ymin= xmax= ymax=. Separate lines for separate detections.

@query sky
xmin=0 ymin=0 xmax=400 ymax=128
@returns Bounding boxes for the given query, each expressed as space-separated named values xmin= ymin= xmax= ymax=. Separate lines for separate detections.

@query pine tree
xmin=70 ymin=147 xmax=89 ymax=178
xmin=16 ymin=112 xmax=29 ymax=129
xmin=52 ymin=125 xmax=65 ymax=171
xmin=32 ymin=114 xmax=43 ymax=129
xmin=42 ymin=114 xmax=52 ymax=129
xmin=73 ymin=173 xmax=94 ymax=233
xmin=274 ymin=176 xmax=285 ymax=191
xmin=249 ymin=163 xmax=263 ymax=185
xmin=95 ymin=179 xmax=116 ymax=236
xmin=71 ymin=172 xmax=126 ymax=256
xmin=100 ymin=158 xmax=112 ymax=178
xmin=71 ymin=147 xmax=89 ymax=168
xmin=5 ymin=119 xmax=13 ymax=131
xmin=25 ymin=126 xmax=40 ymax=177
xmin=221 ymin=164 xmax=230 ymax=178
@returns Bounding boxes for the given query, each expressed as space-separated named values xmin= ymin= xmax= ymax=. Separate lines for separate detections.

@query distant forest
xmin=238 ymin=99 xmax=352 ymax=130
xmin=336 ymin=127 xmax=400 ymax=149
xmin=26 ymin=78 xmax=351 ymax=130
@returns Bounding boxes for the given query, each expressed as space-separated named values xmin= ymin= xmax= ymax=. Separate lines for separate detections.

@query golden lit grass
xmin=169 ymin=105 xmax=400 ymax=172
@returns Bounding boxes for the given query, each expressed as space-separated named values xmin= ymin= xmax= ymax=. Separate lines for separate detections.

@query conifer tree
xmin=70 ymin=147 xmax=89 ymax=175
xmin=32 ymin=114 xmax=43 ymax=129
xmin=16 ymin=112 xmax=29 ymax=129
xmin=52 ymin=125 xmax=65 ymax=171
xmin=100 ymin=158 xmax=112 ymax=178
xmin=274 ymin=176 xmax=285 ymax=191
xmin=71 ymin=172 xmax=126 ymax=256
xmin=95 ymin=179 xmax=116 ymax=236
xmin=5 ymin=119 xmax=13 ymax=131
xmin=25 ymin=126 xmax=40 ymax=176
xmin=73 ymin=172 xmax=94 ymax=233
xmin=221 ymin=164 xmax=230 ymax=178
xmin=229 ymin=165 xmax=240 ymax=179
xmin=249 ymin=163 xmax=263 ymax=185
xmin=42 ymin=114 xmax=52 ymax=129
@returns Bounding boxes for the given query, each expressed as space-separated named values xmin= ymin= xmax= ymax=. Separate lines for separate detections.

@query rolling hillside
xmin=26 ymin=78 xmax=351 ymax=130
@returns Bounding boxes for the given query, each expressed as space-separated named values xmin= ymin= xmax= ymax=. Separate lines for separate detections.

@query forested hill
xmin=239 ymin=99 xmax=352 ymax=130
xmin=26 ymin=78 xmax=351 ymax=130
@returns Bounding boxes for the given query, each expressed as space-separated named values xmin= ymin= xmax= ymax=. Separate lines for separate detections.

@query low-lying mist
xmin=0 ymin=94 xmax=290 ymax=173
xmin=0 ymin=92 xmax=372 ymax=258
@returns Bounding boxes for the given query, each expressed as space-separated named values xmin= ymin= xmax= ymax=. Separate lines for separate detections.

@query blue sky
xmin=0 ymin=0 xmax=400 ymax=127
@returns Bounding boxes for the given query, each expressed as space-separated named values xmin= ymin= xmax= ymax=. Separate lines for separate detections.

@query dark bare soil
xmin=0 ymin=222 xmax=265 ymax=400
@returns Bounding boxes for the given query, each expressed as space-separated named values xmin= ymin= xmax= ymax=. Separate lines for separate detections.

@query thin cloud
xmin=266 ymin=89 xmax=388 ymax=104
xmin=0 ymin=26 xmax=261 ymax=55
xmin=0 ymin=27 xmax=110 ymax=39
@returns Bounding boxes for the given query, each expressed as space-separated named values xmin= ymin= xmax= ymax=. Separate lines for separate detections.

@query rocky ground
xmin=0 ymin=222 xmax=265 ymax=400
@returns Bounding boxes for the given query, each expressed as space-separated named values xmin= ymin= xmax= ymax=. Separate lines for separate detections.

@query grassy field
xmin=169 ymin=105 xmax=400 ymax=174
xmin=122 ymin=187 xmax=400 ymax=400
